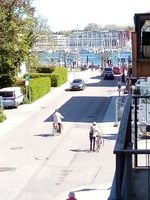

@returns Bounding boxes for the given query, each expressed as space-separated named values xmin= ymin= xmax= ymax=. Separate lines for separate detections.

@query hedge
xmin=29 ymin=77 xmax=51 ymax=102
xmin=52 ymin=67 xmax=68 ymax=87
xmin=0 ymin=108 xmax=6 ymax=122
xmin=15 ymin=67 xmax=68 ymax=103
xmin=30 ymin=66 xmax=68 ymax=87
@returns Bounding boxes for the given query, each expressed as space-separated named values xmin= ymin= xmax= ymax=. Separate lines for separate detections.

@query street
xmin=0 ymin=70 xmax=119 ymax=200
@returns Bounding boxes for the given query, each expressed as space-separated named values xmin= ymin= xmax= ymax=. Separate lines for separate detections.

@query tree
xmin=84 ymin=23 xmax=100 ymax=31
xmin=35 ymin=15 xmax=56 ymax=51
xmin=0 ymin=0 xmax=37 ymax=88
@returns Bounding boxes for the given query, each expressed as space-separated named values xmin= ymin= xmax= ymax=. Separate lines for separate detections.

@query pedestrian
xmin=53 ymin=109 xmax=64 ymax=133
xmin=89 ymin=122 xmax=100 ymax=152
xmin=66 ymin=191 xmax=77 ymax=200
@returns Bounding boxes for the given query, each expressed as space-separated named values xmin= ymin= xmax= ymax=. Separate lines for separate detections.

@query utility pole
xmin=76 ymin=24 xmax=79 ymax=69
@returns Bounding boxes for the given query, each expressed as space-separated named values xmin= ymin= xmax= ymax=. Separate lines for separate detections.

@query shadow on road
xmin=103 ymin=133 xmax=118 ymax=141
xmin=86 ymin=75 xmax=118 ymax=88
xmin=34 ymin=133 xmax=55 ymax=137
xmin=44 ymin=96 xmax=116 ymax=123
xmin=69 ymin=148 xmax=88 ymax=153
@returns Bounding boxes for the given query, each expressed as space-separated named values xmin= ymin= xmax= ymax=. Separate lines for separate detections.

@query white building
xmin=33 ymin=30 xmax=131 ymax=52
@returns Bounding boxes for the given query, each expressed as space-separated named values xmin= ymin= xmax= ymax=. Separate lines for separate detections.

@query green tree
xmin=84 ymin=23 xmax=100 ymax=31
xmin=35 ymin=15 xmax=56 ymax=51
xmin=0 ymin=0 xmax=37 ymax=88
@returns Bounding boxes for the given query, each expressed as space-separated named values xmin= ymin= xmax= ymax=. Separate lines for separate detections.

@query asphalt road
xmin=0 ymin=70 xmax=118 ymax=200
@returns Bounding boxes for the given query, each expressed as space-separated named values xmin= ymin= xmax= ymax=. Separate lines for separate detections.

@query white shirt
xmin=90 ymin=125 xmax=101 ymax=137
xmin=53 ymin=111 xmax=64 ymax=123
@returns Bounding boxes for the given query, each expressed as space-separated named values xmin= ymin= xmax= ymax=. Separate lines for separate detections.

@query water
xmin=38 ymin=49 xmax=131 ymax=67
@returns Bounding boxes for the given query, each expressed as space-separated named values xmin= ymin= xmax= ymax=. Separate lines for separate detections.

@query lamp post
xmin=117 ymin=81 xmax=122 ymax=97
xmin=25 ymin=50 xmax=32 ymax=103
xmin=76 ymin=24 xmax=79 ymax=69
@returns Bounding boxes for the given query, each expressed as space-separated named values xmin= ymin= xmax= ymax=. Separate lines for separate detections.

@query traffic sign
xmin=25 ymin=74 xmax=30 ymax=81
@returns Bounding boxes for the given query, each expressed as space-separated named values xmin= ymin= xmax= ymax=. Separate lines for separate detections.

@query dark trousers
xmin=89 ymin=136 xmax=96 ymax=151
xmin=58 ymin=123 xmax=62 ymax=133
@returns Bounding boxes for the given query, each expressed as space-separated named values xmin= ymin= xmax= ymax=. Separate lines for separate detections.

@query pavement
xmin=0 ymin=71 xmax=125 ymax=200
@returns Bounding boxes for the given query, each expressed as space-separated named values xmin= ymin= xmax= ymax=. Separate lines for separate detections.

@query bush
xmin=15 ymin=67 xmax=68 ymax=103
xmin=29 ymin=77 xmax=51 ymax=102
xmin=51 ymin=67 xmax=68 ymax=87
xmin=36 ymin=66 xmax=56 ymax=73
xmin=29 ymin=67 xmax=68 ymax=87
xmin=0 ymin=108 xmax=6 ymax=122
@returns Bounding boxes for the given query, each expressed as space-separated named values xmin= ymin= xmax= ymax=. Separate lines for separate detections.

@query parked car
xmin=70 ymin=78 xmax=86 ymax=90
xmin=0 ymin=87 xmax=24 ymax=108
xmin=103 ymin=67 xmax=115 ymax=80
xmin=113 ymin=66 xmax=122 ymax=75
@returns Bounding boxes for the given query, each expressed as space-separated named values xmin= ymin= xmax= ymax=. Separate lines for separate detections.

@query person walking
xmin=89 ymin=122 xmax=100 ymax=152
xmin=53 ymin=109 xmax=64 ymax=133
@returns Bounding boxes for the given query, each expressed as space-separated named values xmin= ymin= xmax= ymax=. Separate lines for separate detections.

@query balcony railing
xmin=109 ymin=95 xmax=150 ymax=200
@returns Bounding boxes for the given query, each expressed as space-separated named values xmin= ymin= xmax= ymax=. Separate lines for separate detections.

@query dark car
xmin=70 ymin=78 xmax=86 ymax=90
xmin=103 ymin=67 xmax=114 ymax=80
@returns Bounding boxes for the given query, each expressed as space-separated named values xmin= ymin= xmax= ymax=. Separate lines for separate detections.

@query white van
xmin=0 ymin=87 xmax=24 ymax=108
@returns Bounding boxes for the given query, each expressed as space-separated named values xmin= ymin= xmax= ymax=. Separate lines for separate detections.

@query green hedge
xmin=30 ymin=67 xmax=68 ymax=87
xmin=51 ymin=67 xmax=68 ymax=87
xmin=36 ymin=66 xmax=56 ymax=73
xmin=0 ymin=108 xmax=6 ymax=122
xmin=16 ymin=77 xmax=51 ymax=103
xmin=30 ymin=77 xmax=51 ymax=102
xmin=15 ymin=67 xmax=68 ymax=103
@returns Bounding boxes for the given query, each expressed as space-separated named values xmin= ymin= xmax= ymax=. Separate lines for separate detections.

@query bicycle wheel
xmin=59 ymin=123 xmax=63 ymax=134
xmin=101 ymin=137 xmax=104 ymax=146
xmin=52 ymin=123 xmax=58 ymax=135
xmin=96 ymin=136 xmax=104 ymax=151
xmin=96 ymin=138 xmax=101 ymax=152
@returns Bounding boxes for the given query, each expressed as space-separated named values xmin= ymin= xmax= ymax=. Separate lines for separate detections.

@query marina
xmin=38 ymin=49 xmax=132 ymax=68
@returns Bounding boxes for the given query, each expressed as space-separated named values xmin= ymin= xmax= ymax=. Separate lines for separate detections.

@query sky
xmin=33 ymin=0 xmax=150 ymax=32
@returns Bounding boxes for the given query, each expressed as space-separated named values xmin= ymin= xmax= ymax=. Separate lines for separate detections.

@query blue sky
xmin=33 ymin=0 xmax=150 ymax=31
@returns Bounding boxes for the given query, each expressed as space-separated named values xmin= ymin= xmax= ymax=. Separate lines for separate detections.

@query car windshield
xmin=72 ymin=79 xmax=82 ymax=83
xmin=105 ymin=68 xmax=112 ymax=72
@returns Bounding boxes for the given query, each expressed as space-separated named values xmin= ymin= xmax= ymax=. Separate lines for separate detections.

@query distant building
xmin=69 ymin=30 xmax=131 ymax=51
xmin=33 ymin=30 xmax=131 ymax=52
xmin=33 ymin=34 xmax=53 ymax=51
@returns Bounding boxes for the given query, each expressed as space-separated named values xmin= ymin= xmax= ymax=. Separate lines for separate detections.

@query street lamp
xmin=25 ymin=50 xmax=32 ymax=103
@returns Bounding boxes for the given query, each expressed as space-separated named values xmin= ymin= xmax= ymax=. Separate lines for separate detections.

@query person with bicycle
xmin=53 ymin=109 xmax=64 ymax=134
xmin=89 ymin=122 xmax=100 ymax=152
xmin=95 ymin=128 xmax=103 ymax=152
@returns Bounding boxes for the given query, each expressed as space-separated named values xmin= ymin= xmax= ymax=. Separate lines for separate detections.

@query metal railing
xmin=114 ymin=97 xmax=126 ymax=126
xmin=109 ymin=95 xmax=150 ymax=200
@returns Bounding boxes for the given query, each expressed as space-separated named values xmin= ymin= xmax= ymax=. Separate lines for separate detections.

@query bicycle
xmin=52 ymin=122 xmax=59 ymax=136
xmin=52 ymin=122 xmax=63 ymax=135
xmin=96 ymin=135 xmax=104 ymax=152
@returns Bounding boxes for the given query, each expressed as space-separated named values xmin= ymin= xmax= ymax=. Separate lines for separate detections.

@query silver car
xmin=70 ymin=78 xmax=86 ymax=90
